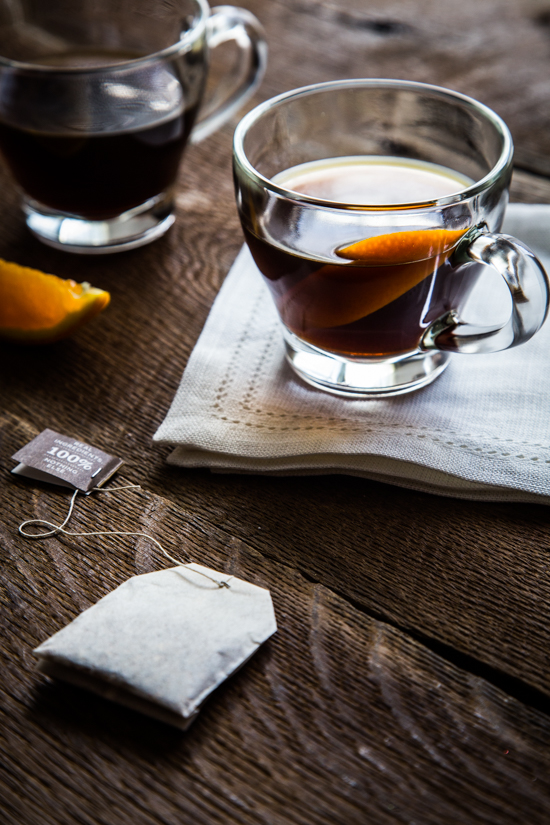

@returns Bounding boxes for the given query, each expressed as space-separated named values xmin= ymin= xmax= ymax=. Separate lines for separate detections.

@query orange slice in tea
xmin=337 ymin=228 xmax=467 ymax=265
xmin=280 ymin=228 xmax=467 ymax=331
xmin=0 ymin=259 xmax=110 ymax=344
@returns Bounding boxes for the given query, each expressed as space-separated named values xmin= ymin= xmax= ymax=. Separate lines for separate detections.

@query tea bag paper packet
xmin=34 ymin=564 xmax=277 ymax=729
xmin=11 ymin=429 xmax=123 ymax=492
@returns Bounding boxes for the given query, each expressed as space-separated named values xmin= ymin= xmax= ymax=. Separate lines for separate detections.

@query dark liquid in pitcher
xmin=245 ymin=158 xmax=475 ymax=357
xmin=0 ymin=112 xmax=197 ymax=219
xmin=0 ymin=50 xmax=199 ymax=219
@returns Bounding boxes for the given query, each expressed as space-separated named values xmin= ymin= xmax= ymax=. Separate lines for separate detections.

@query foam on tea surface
xmin=274 ymin=156 xmax=473 ymax=205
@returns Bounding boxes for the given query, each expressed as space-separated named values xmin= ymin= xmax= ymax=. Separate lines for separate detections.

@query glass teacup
xmin=233 ymin=79 xmax=549 ymax=397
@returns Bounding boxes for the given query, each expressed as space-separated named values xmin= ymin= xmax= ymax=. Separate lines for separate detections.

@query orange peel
xmin=281 ymin=229 xmax=468 ymax=332
xmin=0 ymin=259 xmax=110 ymax=344
xmin=337 ymin=228 xmax=467 ymax=264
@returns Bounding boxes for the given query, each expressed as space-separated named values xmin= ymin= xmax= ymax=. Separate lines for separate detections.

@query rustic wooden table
xmin=2 ymin=1 xmax=550 ymax=823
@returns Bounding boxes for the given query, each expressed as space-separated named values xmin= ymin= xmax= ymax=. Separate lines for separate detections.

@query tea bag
xmin=34 ymin=563 xmax=277 ymax=729
xmin=12 ymin=433 xmax=277 ymax=729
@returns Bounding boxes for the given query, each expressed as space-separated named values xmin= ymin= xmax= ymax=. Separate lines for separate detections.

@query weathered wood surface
xmin=2 ymin=1 xmax=550 ymax=823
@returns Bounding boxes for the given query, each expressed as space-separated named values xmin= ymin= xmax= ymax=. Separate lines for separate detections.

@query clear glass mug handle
xmin=190 ymin=5 xmax=267 ymax=143
xmin=422 ymin=227 xmax=550 ymax=354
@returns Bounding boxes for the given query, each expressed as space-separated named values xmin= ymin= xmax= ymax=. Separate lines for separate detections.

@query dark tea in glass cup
xmin=233 ymin=80 xmax=549 ymax=397
xmin=0 ymin=0 xmax=266 ymax=253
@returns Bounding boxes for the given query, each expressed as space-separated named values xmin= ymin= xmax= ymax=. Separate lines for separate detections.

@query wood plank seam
xmin=202 ymin=522 xmax=550 ymax=717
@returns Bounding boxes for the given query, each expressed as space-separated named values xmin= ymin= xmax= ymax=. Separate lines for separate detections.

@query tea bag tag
xmin=11 ymin=429 xmax=123 ymax=493
xmin=34 ymin=564 xmax=277 ymax=729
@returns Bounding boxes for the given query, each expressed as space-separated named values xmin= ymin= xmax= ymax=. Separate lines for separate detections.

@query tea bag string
xmin=18 ymin=485 xmax=230 ymax=588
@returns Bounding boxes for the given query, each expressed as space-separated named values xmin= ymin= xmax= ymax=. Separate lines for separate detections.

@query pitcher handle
xmin=190 ymin=5 xmax=267 ymax=144
xmin=422 ymin=227 xmax=550 ymax=354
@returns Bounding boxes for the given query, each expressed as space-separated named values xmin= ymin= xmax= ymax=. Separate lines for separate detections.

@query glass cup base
xmin=283 ymin=329 xmax=450 ymax=397
xmin=23 ymin=194 xmax=175 ymax=255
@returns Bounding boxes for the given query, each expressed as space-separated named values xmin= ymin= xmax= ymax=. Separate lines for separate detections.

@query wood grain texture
xmin=2 ymin=476 xmax=550 ymax=825
xmin=1 ymin=0 xmax=550 ymax=822
xmin=510 ymin=169 xmax=550 ymax=204
xmin=243 ymin=0 xmax=550 ymax=174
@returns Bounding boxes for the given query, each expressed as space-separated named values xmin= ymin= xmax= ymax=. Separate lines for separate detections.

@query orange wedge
xmin=281 ymin=257 xmax=438 ymax=331
xmin=281 ymin=229 xmax=468 ymax=332
xmin=0 ymin=259 xmax=110 ymax=344
xmin=337 ymin=228 xmax=467 ymax=264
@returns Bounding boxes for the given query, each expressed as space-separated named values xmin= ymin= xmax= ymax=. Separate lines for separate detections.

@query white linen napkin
xmin=154 ymin=204 xmax=550 ymax=503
